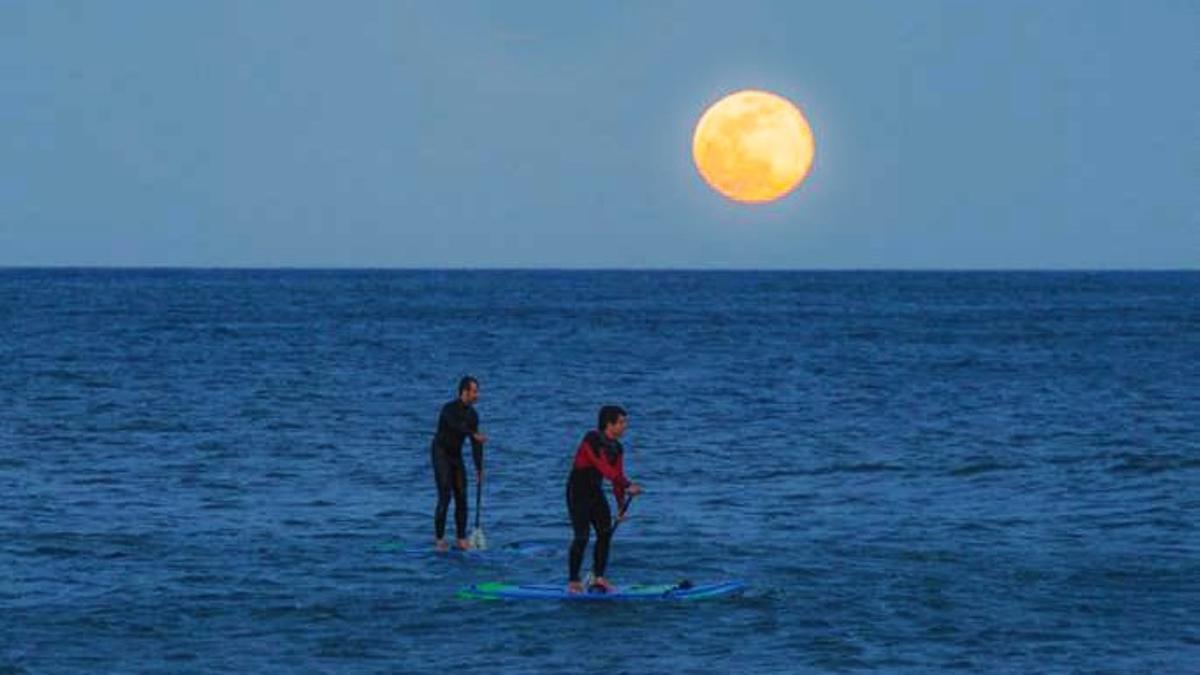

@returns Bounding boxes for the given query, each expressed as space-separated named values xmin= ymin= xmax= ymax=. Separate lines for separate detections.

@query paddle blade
xmin=469 ymin=527 xmax=487 ymax=550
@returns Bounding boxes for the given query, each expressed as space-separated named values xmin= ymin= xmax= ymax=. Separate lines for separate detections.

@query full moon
xmin=692 ymin=89 xmax=815 ymax=204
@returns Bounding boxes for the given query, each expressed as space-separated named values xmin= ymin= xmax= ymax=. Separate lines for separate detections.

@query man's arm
xmin=585 ymin=440 xmax=631 ymax=489
xmin=469 ymin=409 xmax=484 ymax=475
xmin=611 ymin=452 xmax=630 ymax=508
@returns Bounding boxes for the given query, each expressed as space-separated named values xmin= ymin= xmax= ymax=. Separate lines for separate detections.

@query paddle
xmin=610 ymin=492 xmax=636 ymax=534
xmin=469 ymin=461 xmax=487 ymax=550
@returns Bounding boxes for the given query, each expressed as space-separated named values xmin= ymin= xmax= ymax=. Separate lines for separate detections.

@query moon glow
xmin=692 ymin=89 xmax=815 ymax=204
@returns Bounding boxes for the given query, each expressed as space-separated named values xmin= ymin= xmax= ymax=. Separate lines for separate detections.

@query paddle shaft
xmin=610 ymin=493 xmax=635 ymax=534
xmin=474 ymin=464 xmax=482 ymax=529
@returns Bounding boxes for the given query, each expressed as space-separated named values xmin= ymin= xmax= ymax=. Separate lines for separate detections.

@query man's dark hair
xmin=597 ymin=405 xmax=627 ymax=432
xmin=458 ymin=376 xmax=479 ymax=395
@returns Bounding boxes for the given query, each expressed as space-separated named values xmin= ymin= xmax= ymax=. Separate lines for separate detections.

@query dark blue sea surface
xmin=1 ymin=269 xmax=1197 ymax=673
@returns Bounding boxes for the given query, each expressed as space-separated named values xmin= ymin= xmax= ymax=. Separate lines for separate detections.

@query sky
xmin=2 ymin=1 xmax=1197 ymax=269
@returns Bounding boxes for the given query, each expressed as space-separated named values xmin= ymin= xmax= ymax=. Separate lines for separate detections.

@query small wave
xmin=948 ymin=461 xmax=1024 ymax=477
xmin=71 ymin=475 xmax=121 ymax=486
xmin=1109 ymin=453 xmax=1193 ymax=475
xmin=117 ymin=418 xmax=192 ymax=433
xmin=898 ymin=548 xmax=962 ymax=563
xmin=802 ymin=462 xmax=905 ymax=476
xmin=30 ymin=545 xmax=82 ymax=558
xmin=34 ymin=369 xmax=106 ymax=386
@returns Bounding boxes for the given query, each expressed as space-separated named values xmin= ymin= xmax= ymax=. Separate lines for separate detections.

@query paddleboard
xmin=458 ymin=579 xmax=746 ymax=601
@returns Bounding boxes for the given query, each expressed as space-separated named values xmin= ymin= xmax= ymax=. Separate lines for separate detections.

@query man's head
xmin=458 ymin=376 xmax=479 ymax=405
xmin=597 ymin=405 xmax=627 ymax=439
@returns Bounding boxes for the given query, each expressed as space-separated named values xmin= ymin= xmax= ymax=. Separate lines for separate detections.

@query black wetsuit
xmin=430 ymin=399 xmax=482 ymax=541
xmin=566 ymin=430 xmax=630 ymax=583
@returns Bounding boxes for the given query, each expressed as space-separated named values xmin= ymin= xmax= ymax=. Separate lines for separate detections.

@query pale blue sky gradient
xmin=2 ymin=1 xmax=1197 ymax=268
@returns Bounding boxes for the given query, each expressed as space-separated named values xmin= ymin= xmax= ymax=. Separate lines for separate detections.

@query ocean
xmin=1 ymin=269 xmax=1197 ymax=673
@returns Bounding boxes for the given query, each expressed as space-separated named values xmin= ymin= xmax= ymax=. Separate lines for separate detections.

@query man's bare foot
xmin=434 ymin=539 xmax=449 ymax=552
xmin=567 ymin=581 xmax=585 ymax=594
xmin=589 ymin=576 xmax=616 ymax=593
xmin=456 ymin=538 xmax=471 ymax=551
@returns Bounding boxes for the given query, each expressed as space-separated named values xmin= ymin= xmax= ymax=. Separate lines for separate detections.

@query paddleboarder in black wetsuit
xmin=431 ymin=376 xmax=487 ymax=551
xmin=566 ymin=405 xmax=643 ymax=593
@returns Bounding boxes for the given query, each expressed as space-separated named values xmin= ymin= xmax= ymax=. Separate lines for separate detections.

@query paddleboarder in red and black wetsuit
xmin=565 ymin=405 xmax=643 ymax=594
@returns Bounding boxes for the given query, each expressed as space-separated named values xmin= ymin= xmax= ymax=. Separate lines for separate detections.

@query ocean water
xmin=1 ymin=269 xmax=1197 ymax=673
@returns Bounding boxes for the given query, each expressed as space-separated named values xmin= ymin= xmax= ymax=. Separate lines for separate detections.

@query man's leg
xmin=591 ymin=498 xmax=614 ymax=586
xmin=567 ymin=486 xmax=591 ymax=590
xmin=450 ymin=461 xmax=469 ymax=548
xmin=431 ymin=446 xmax=452 ymax=550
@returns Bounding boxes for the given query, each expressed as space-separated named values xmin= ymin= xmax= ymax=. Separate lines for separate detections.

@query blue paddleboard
xmin=458 ymin=579 xmax=746 ymax=601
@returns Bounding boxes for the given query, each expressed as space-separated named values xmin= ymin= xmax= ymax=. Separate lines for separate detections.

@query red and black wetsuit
xmin=565 ymin=430 xmax=631 ymax=583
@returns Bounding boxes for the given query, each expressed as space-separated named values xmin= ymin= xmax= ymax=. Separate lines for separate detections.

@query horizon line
xmin=0 ymin=265 xmax=1197 ymax=273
